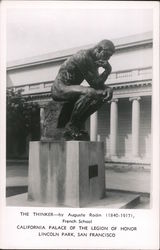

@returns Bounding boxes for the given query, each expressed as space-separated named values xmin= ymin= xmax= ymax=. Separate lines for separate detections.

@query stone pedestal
xmin=28 ymin=141 xmax=105 ymax=207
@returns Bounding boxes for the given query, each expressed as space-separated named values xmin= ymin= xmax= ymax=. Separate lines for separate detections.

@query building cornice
xmin=110 ymin=80 xmax=151 ymax=90
xmin=21 ymin=80 xmax=152 ymax=103
xmin=8 ymin=67 xmax=152 ymax=100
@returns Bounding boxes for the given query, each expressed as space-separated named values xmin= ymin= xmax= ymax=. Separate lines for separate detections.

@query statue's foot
xmin=63 ymin=128 xmax=90 ymax=141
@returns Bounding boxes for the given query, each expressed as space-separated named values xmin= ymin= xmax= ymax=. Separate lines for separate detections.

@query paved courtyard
xmin=6 ymin=160 xmax=150 ymax=206
xmin=6 ymin=161 xmax=150 ymax=191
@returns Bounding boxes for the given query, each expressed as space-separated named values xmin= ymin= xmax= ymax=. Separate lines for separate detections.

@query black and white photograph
xmin=0 ymin=1 xmax=159 ymax=249
xmin=6 ymin=2 xmax=153 ymax=209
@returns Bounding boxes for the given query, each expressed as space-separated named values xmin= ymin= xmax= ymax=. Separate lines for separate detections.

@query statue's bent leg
xmin=69 ymin=93 xmax=103 ymax=128
xmin=63 ymin=93 xmax=104 ymax=140
xmin=51 ymin=82 xmax=104 ymax=140
xmin=57 ymin=101 xmax=75 ymax=128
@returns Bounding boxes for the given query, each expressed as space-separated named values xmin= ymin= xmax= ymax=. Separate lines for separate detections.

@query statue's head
xmin=93 ymin=39 xmax=115 ymax=61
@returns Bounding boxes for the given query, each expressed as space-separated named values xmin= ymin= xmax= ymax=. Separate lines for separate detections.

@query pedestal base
xmin=28 ymin=141 xmax=105 ymax=207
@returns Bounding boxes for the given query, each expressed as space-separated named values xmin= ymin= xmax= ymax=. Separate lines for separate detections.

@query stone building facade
xmin=7 ymin=32 xmax=152 ymax=164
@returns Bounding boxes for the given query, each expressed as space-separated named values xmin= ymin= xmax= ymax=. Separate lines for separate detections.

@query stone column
xmin=130 ymin=97 xmax=141 ymax=157
xmin=110 ymin=99 xmax=118 ymax=156
xmin=90 ymin=111 xmax=98 ymax=141
xmin=40 ymin=106 xmax=45 ymax=138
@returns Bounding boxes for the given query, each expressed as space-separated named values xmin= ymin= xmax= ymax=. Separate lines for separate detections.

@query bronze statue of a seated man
xmin=51 ymin=39 xmax=115 ymax=140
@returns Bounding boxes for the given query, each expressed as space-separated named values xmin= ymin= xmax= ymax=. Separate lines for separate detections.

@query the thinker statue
xmin=42 ymin=39 xmax=115 ymax=141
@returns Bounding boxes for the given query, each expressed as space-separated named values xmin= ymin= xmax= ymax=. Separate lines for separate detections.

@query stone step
xmin=6 ymin=191 xmax=141 ymax=209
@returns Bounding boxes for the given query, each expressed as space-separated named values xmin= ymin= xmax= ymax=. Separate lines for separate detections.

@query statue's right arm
xmin=75 ymin=51 xmax=110 ymax=90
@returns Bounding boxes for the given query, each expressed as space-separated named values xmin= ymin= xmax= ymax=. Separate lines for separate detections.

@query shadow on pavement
xmin=6 ymin=186 xmax=28 ymax=197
